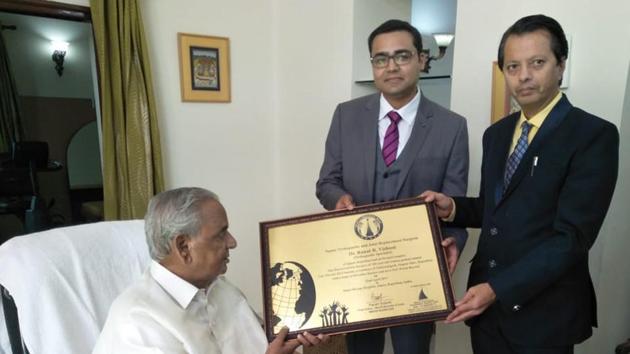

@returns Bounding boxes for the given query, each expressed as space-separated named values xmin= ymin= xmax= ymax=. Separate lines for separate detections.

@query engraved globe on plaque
xmin=270 ymin=261 xmax=316 ymax=332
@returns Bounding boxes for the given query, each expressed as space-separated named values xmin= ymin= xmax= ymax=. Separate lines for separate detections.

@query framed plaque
xmin=259 ymin=198 xmax=454 ymax=340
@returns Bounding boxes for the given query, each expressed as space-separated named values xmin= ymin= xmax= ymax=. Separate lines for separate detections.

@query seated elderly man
xmin=94 ymin=187 xmax=328 ymax=353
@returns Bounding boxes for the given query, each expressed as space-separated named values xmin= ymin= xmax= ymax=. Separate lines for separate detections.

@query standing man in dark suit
xmin=422 ymin=14 xmax=619 ymax=354
xmin=316 ymin=19 xmax=469 ymax=354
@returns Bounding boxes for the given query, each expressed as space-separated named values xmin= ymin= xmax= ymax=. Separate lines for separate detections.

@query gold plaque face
xmin=259 ymin=198 xmax=454 ymax=340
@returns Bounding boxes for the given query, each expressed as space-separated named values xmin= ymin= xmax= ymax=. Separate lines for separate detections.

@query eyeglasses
xmin=370 ymin=50 xmax=416 ymax=68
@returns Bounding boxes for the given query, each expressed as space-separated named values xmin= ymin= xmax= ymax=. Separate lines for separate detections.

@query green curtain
xmin=0 ymin=27 xmax=24 ymax=153
xmin=90 ymin=0 xmax=165 ymax=220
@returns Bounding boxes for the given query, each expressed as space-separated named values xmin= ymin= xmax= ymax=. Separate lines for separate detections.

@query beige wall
xmin=139 ymin=0 xmax=276 ymax=310
xmin=139 ymin=0 xmax=356 ymax=311
xmin=271 ymin=0 xmax=354 ymax=217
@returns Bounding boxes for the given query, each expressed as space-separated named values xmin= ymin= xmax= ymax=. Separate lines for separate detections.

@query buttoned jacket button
xmin=490 ymin=227 xmax=498 ymax=236
xmin=488 ymin=259 xmax=497 ymax=268
xmin=512 ymin=304 xmax=521 ymax=312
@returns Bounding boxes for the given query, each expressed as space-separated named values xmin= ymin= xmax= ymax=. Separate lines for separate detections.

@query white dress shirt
xmin=93 ymin=261 xmax=267 ymax=354
xmin=378 ymin=88 xmax=421 ymax=158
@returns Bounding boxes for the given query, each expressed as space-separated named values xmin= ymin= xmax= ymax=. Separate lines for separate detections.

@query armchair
xmin=0 ymin=220 xmax=149 ymax=354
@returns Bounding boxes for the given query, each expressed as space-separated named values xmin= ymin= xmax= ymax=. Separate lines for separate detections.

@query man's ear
xmin=558 ymin=58 xmax=567 ymax=78
xmin=418 ymin=51 xmax=428 ymax=72
xmin=173 ymin=234 xmax=192 ymax=263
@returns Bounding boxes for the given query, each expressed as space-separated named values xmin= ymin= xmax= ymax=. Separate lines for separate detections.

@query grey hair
xmin=144 ymin=187 xmax=219 ymax=261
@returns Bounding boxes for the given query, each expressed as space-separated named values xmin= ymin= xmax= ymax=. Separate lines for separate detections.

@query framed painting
xmin=178 ymin=33 xmax=231 ymax=102
xmin=490 ymin=61 xmax=520 ymax=124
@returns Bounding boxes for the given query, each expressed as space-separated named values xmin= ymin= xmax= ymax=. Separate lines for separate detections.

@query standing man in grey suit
xmin=316 ymin=19 xmax=469 ymax=354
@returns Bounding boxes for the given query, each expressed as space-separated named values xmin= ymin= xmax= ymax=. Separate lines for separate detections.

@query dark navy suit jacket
xmin=451 ymin=94 xmax=619 ymax=346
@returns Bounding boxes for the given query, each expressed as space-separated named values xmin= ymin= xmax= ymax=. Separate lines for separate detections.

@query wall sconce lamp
xmin=51 ymin=41 xmax=69 ymax=76
xmin=421 ymin=33 xmax=454 ymax=73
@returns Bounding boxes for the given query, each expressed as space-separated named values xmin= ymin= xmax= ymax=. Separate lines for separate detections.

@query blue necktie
xmin=503 ymin=121 xmax=531 ymax=192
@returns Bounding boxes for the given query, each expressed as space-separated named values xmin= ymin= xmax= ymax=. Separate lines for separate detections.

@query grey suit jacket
xmin=316 ymin=92 xmax=469 ymax=249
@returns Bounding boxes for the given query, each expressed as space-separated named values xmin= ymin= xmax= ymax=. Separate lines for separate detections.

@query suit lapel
xmin=393 ymin=93 xmax=432 ymax=197
xmin=362 ymin=95 xmax=379 ymax=202
xmin=498 ymin=94 xmax=573 ymax=204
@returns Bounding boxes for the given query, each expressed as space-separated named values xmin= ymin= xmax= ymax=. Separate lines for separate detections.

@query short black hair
xmin=498 ymin=14 xmax=568 ymax=71
xmin=368 ymin=19 xmax=423 ymax=55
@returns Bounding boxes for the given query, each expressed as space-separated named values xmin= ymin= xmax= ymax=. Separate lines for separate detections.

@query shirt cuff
xmin=442 ymin=197 xmax=456 ymax=222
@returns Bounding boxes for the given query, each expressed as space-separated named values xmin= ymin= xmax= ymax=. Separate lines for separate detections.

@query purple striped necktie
xmin=382 ymin=111 xmax=401 ymax=167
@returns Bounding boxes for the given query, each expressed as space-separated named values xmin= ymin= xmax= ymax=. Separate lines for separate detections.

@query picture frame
xmin=178 ymin=33 xmax=231 ymax=102
xmin=490 ymin=61 xmax=520 ymax=124
xmin=259 ymin=198 xmax=454 ymax=340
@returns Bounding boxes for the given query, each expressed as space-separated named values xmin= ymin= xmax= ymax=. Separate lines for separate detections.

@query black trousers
xmin=346 ymin=322 xmax=433 ymax=354
xmin=471 ymin=319 xmax=573 ymax=354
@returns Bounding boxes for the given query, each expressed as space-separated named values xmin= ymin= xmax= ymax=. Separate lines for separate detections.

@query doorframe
xmin=0 ymin=0 xmax=106 ymax=227
xmin=0 ymin=0 xmax=90 ymax=22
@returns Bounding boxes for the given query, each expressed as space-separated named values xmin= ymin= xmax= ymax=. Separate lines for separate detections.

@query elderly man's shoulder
xmin=107 ymin=271 xmax=171 ymax=316
xmin=111 ymin=274 xmax=247 ymax=309
xmin=208 ymin=276 xmax=253 ymax=308
xmin=93 ymin=272 xmax=173 ymax=352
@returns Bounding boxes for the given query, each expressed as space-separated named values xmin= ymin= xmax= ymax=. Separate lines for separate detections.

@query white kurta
xmin=93 ymin=261 xmax=267 ymax=354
